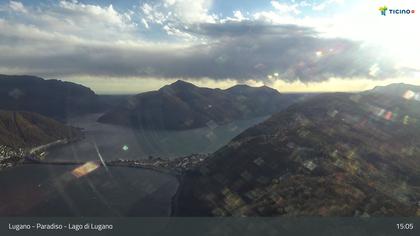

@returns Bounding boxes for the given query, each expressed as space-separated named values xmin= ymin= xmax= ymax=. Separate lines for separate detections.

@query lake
xmin=0 ymin=114 xmax=266 ymax=216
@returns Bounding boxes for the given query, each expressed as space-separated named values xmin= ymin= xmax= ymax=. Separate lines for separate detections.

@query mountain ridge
xmin=0 ymin=74 xmax=102 ymax=121
xmin=98 ymin=80 xmax=301 ymax=130
xmin=370 ymin=83 xmax=420 ymax=97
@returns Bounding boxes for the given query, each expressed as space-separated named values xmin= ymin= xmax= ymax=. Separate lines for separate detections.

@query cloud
xmin=220 ymin=10 xmax=248 ymax=23
xmin=162 ymin=0 xmax=215 ymax=24
xmin=140 ymin=0 xmax=216 ymax=40
xmin=3 ymin=0 xmax=137 ymax=42
xmin=0 ymin=13 xmax=400 ymax=83
xmin=312 ymin=0 xmax=344 ymax=11
xmin=9 ymin=1 xmax=27 ymax=13
xmin=181 ymin=22 xmax=399 ymax=81
xmin=271 ymin=1 xmax=301 ymax=15
xmin=0 ymin=0 xmax=409 ymax=85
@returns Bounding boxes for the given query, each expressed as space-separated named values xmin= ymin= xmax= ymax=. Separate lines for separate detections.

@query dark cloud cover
xmin=0 ymin=19 xmax=398 ymax=82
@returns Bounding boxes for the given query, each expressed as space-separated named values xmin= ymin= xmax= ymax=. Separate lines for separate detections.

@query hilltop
xmin=98 ymin=80 xmax=301 ymax=130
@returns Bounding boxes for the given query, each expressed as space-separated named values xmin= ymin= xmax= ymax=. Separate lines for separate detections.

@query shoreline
xmin=27 ymin=135 xmax=85 ymax=160
xmin=0 ymin=135 xmax=85 ymax=172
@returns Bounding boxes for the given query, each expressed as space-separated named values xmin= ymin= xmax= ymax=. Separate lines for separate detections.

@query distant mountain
xmin=174 ymin=91 xmax=420 ymax=216
xmin=0 ymin=74 xmax=102 ymax=120
xmin=0 ymin=110 xmax=82 ymax=149
xmin=370 ymin=83 xmax=420 ymax=97
xmin=98 ymin=80 xmax=301 ymax=130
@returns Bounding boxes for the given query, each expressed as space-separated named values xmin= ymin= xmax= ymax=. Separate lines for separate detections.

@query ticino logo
xmin=379 ymin=5 xmax=416 ymax=16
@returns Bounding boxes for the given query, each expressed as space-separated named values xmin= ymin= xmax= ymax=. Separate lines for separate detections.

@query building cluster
xmin=171 ymin=154 xmax=208 ymax=171
xmin=0 ymin=145 xmax=25 ymax=170
xmin=111 ymin=153 xmax=209 ymax=174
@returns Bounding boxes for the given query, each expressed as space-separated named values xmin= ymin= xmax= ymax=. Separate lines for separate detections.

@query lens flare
xmin=71 ymin=161 xmax=100 ymax=178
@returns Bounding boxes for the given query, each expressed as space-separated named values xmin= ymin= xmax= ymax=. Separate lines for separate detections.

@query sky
xmin=0 ymin=0 xmax=419 ymax=94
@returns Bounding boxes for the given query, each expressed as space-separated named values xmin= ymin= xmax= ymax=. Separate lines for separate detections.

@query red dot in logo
xmin=412 ymin=10 xmax=415 ymax=13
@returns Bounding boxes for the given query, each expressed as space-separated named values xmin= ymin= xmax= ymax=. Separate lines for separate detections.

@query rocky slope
xmin=174 ymin=88 xmax=420 ymax=216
